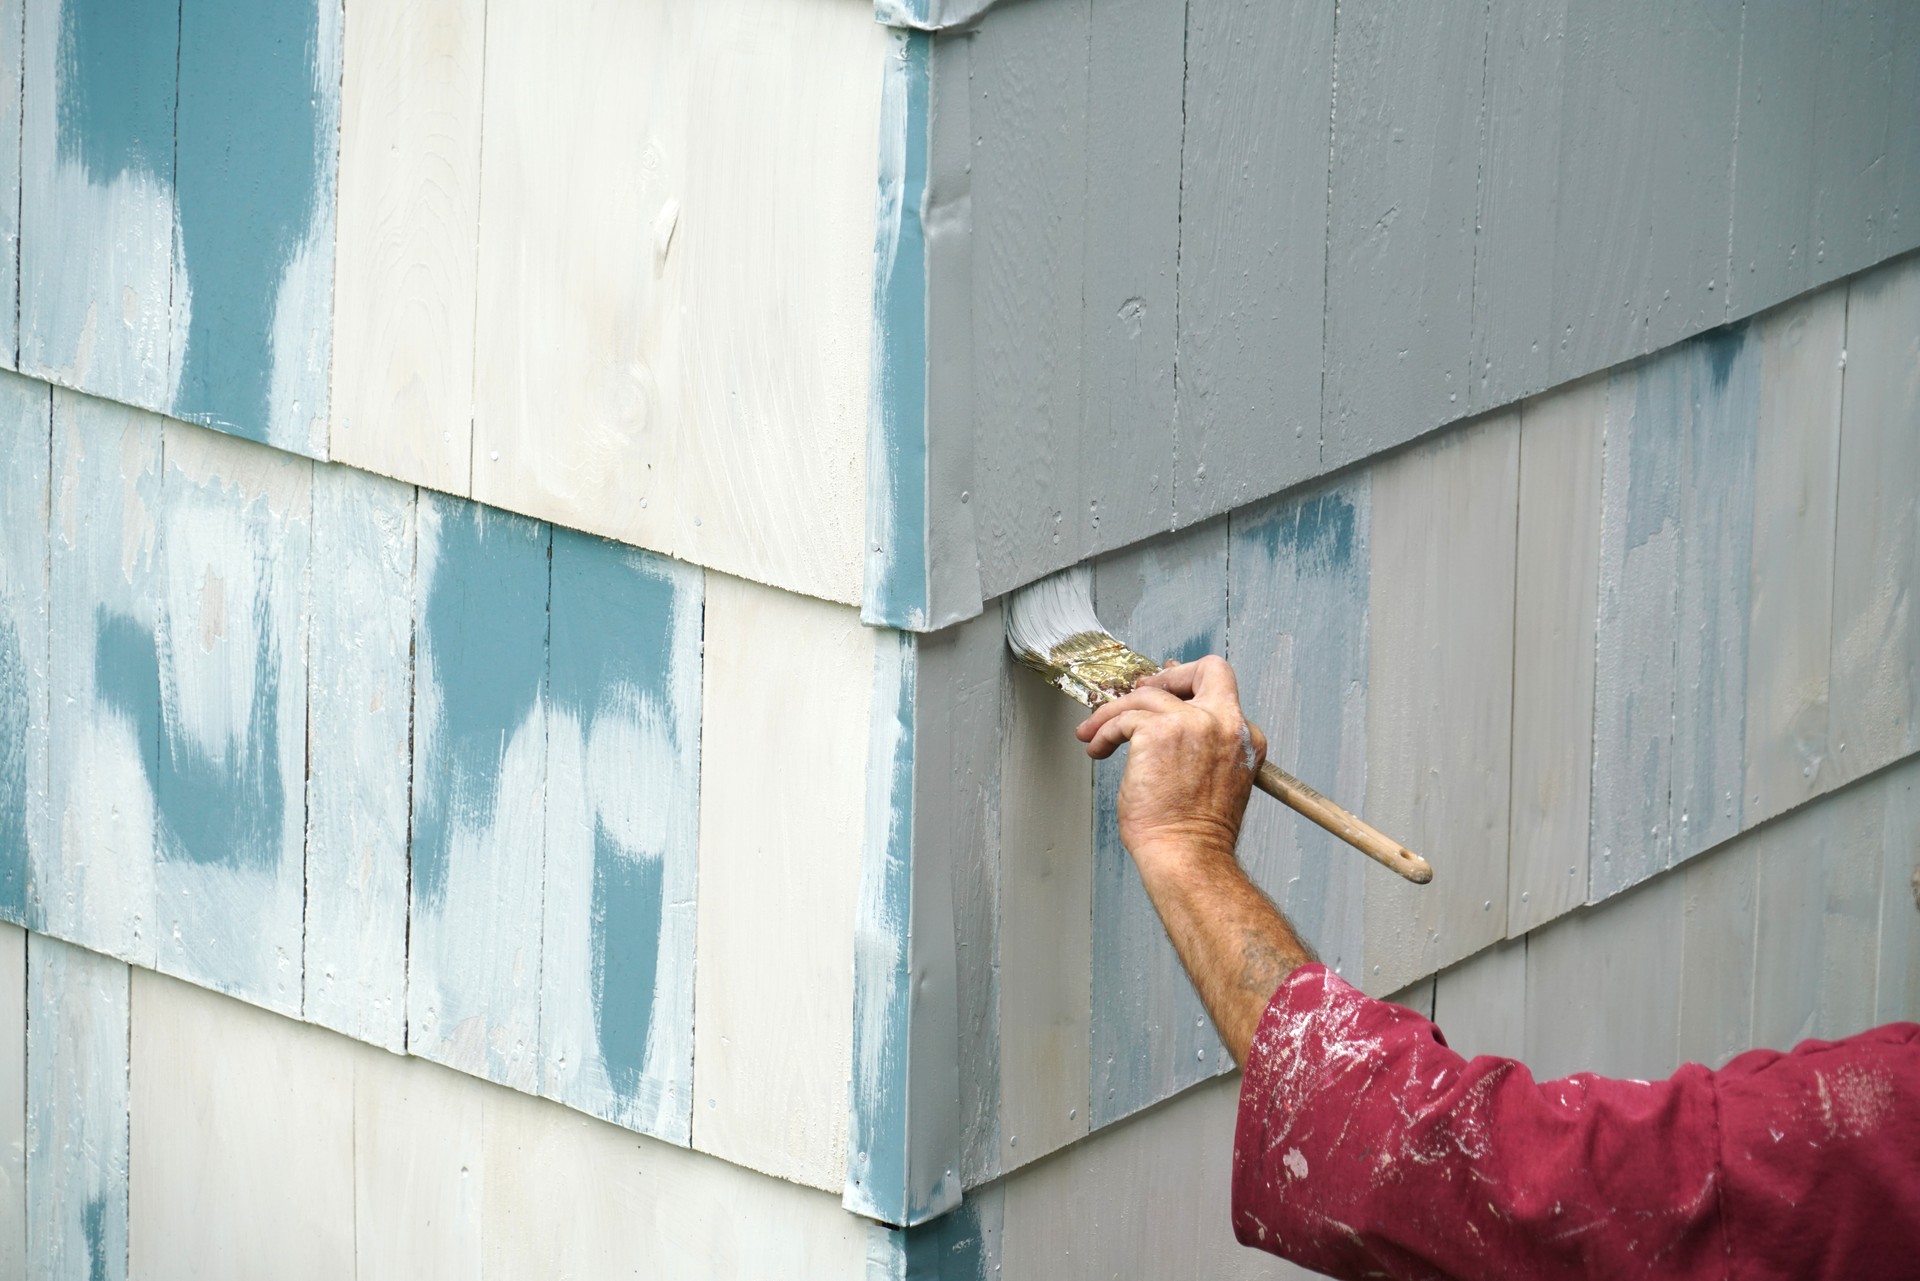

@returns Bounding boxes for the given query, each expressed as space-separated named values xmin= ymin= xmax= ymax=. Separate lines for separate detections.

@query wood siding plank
xmin=1228 ymin=475 xmax=1372 ymax=981
xmin=1431 ymin=938 xmax=1527 ymax=1063
xmin=0 ymin=0 xmax=23 ymax=368
xmin=1830 ymin=254 xmax=1920 ymax=784
xmin=1508 ymin=377 xmax=1603 ymax=933
xmin=1089 ymin=523 xmax=1232 ymax=1126
xmin=1743 ymin=290 xmax=1846 ymax=825
xmin=128 ymin=970 xmax=355 ymax=1281
xmin=1877 ymin=757 xmax=1920 ymax=1026
xmin=329 ymin=0 xmax=484 ymax=492
xmin=25 ymin=933 xmax=128 ymax=1281
xmin=304 ymin=463 xmax=414 ymax=1052
xmin=0 ymin=923 xmax=23 ymax=1278
xmin=1676 ymin=840 xmax=1758 ymax=1070
xmin=692 ymin=575 xmax=869 ymax=1191
xmin=149 ymin=423 xmax=311 ymax=1015
xmin=1524 ymin=874 xmax=1683 ymax=1082
xmin=540 ymin=530 xmax=701 ymax=1144
xmin=19 ymin=0 xmax=178 ymax=410
xmin=407 ymin=492 xmax=550 ymax=1092
xmin=1364 ymin=415 xmax=1520 ymax=993
xmin=0 ymin=373 xmax=50 ymax=924
xmin=353 ymin=1048 xmax=487 ymax=1281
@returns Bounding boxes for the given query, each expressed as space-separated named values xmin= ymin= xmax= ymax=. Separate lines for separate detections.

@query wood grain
xmin=1676 ymin=838 xmax=1758 ymax=1070
xmin=0 ymin=373 xmax=49 ymax=923
xmin=0 ymin=0 xmax=23 ymax=369
xmin=0 ymin=923 xmax=23 ymax=1278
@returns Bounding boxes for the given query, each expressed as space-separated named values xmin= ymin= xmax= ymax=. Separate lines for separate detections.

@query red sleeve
xmin=1232 ymin=964 xmax=1729 ymax=1279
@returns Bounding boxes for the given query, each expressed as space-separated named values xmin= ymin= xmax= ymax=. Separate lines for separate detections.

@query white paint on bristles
xmin=1003 ymin=565 xmax=1105 ymax=665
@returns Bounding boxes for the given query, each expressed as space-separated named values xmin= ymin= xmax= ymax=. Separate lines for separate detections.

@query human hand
xmin=1074 ymin=655 xmax=1267 ymax=870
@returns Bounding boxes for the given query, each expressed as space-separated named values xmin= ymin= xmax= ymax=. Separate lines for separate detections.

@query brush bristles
xmin=1005 ymin=567 xmax=1161 ymax=708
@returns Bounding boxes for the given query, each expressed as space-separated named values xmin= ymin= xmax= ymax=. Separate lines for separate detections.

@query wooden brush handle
xmin=1253 ymin=759 xmax=1432 ymax=885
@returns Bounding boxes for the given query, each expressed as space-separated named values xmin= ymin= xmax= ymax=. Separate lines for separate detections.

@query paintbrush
xmin=1005 ymin=567 xmax=1433 ymax=885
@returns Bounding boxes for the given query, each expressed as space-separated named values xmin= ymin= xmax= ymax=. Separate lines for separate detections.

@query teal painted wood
xmin=303 ymin=462 xmax=413 ymax=1052
xmin=170 ymin=0 xmax=339 ymax=458
xmin=540 ymin=529 xmax=701 ymax=1144
xmin=1178 ymin=0 xmax=1333 ymax=512
xmin=0 ymin=373 xmax=50 ymax=924
xmin=1089 ymin=523 xmax=1232 ymax=1128
xmin=1589 ymin=351 xmax=1684 ymax=901
xmin=0 ymin=0 xmax=23 ymax=368
xmin=43 ymin=389 xmax=163 ymax=962
xmin=1228 ymin=476 xmax=1371 ymax=982
xmin=1670 ymin=324 xmax=1757 ymax=864
xmin=19 ymin=0 xmax=178 ymax=410
xmin=148 ymin=423 xmax=311 ymax=1016
xmin=1321 ymin=0 xmax=1486 ymax=471
xmin=863 ymin=29 xmax=932 ymax=630
xmin=867 ymin=1186 xmax=1002 ymax=1281
xmin=25 ymin=933 xmax=128 ymax=1281
xmin=408 ymin=491 xmax=550 ymax=1092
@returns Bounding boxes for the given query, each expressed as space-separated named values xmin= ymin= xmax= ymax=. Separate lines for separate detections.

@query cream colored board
xmin=1743 ymin=289 xmax=1846 ymax=824
xmin=692 ymin=574 xmax=871 ymax=1191
xmin=0 ymin=923 xmax=22 ymax=1278
xmin=1675 ymin=837 xmax=1757 ymax=1070
xmin=353 ymin=1047 xmax=486 ymax=1281
xmin=997 ymin=1073 xmax=1284 ymax=1281
xmin=469 ymin=0 xmax=887 ymax=606
xmin=1430 ymin=937 xmax=1526 ymax=1063
xmin=329 ymin=0 xmax=484 ymax=493
xmin=1830 ymin=255 xmax=1920 ymax=784
xmin=1508 ymin=378 xmax=1603 ymax=934
xmin=481 ymin=1080 xmax=868 ymax=1278
xmin=994 ymin=669 xmax=1092 ymax=1174
xmin=1523 ymin=872 xmax=1684 ymax=1083
xmin=1364 ymin=414 xmax=1520 ymax=993
xmin=128 ymin=970 xmax=354 ymax=1281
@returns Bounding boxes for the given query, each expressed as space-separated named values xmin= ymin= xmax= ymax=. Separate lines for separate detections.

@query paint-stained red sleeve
xmin=1232 ymin=965 xmax=1920 ymax=1280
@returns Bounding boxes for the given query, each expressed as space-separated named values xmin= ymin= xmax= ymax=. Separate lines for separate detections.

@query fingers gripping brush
xmin=1006 ymin=567 xmax=1433 ymax=886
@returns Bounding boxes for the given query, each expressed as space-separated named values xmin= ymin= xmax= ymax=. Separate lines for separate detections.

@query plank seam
xmin=400 ymin=486 xmax=422 ymax=1057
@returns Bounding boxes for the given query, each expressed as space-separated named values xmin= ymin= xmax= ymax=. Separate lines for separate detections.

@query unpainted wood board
xmin=19 ymin=0 xmax=178 ymax=411
xmin=480 ymin=1073 xmax=868 ymax=1279
xmin=1507 ymin=376 xmax=1603 ymax=934
xmin=540 ymin=531 xmax=701 ymax=1145
xmin=1549 ymin=0 xmax=1739 ymax=382
xmin=1431 ymin=937 xmax=1527 ymax=1063
xmin=906 ymin=612 xmax=1004 ymax=1187
xmin=1670 ymin=322 xmax=1758 ymax=863
xmin=25 ymin=933 xmax=128 ymax=1281
xmin=1523 ymin=871 xmax=1683 ymax=1082
xmin=998 ymin=1072 xmax=1287 ymax=1281
xmin=303 ymin=462 xmax=413 ymax=1052
xmin=1089 ymin=522 xmax=1233 ymax=1127
xmin=329 ymin=0 xmax=484 ymax=493
xmin=1076 ymin=0 xmax=1181 ymax=556
xmin=1675 ymin=833 xmax=1757 ymax=1071
xmin=407 ymin=491 xmax=550 ymax=1093
xmin=1470 ymin=0 xmax=1567 ymax=410
xmin=168 ymin=0 xmax=339 ymax=458
xmin=1321 ymin=0 xmax=1486 ymax=471
xmin=1743 ymin=288 xmax=1846 ymax=825
xmin=995 ymin=652 xmax=1091 ymax=1176
xmin=1364 ymin=414 xmax=1520 ymax=994
xmin=692 ymin=575 xmax=871 ymax=1192
xmin=1227 ymin=474 xmax=1371 ymax=981
xmin=1174 ymin=0 xmax=1333 ymax=519
xmin=1830 ymin=254 xmax=1920 ymax=784
xmin=44 ymin=390 xmax=163 ymax=963
xmin=967 ymin=0 xmax=1091 ymax=599
xmin=1876 ymin=756 xmax=1920 ymax=1026
xmin=0 ymin=0 xmax=23 ymax=368
xmin=1750 ymin=779 xmax=1884 ymax=1051
xmin=0 ymin=373 xmax=50 ymax=923
xmin=0 ymin=923 xmax=23 ymax=1278
xmin=128 ymin=968 xmax=355 ymax=1281
xmin=352 ymin=1046 xmax=486 ymax=1281
xmin=470 ymin=0 xmax=887 ymax=607
xmin=1589 ymin=352 xmax=1684 ymax=901
xmin=149 ymin=422 xmax=312 ymax=1016
xmin=1727 ymin=0 xmax=1896 ymax=317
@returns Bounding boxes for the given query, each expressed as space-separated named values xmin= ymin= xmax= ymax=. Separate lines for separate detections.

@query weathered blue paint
xmin=847 ymin=631 xmax=919 ymax=1222
xmin=0 ymin=614 xmax=30 ymax=920
xmin=52 ymin=0 xmax=178 ymax=185
xmin=412 ymin=497 xmax=550 ymax=911
xmin=172 ymin=0 xmax=331 ymax=449
xmin=863 ymin=31 xmax=932 ymax=630
xmin=587 ymin=827 xmax=663 ymax=1101
xmin=81 ymin=1192 xmax=108 ymax=1281
xmin=901 ymin=1194 xmax=988 ymax=1279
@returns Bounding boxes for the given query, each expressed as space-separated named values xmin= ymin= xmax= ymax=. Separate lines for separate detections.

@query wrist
xmin=1128 ymin=825 xmax=1241 ymax=879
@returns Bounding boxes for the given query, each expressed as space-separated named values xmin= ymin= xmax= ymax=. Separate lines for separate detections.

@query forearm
xmin=1130 ymin=835 xmax=1316 ymax=1068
